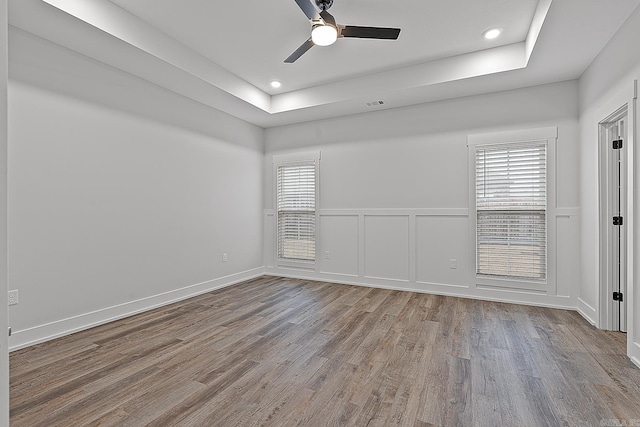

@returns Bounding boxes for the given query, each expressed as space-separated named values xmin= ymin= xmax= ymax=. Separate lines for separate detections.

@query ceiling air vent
xmin=366 ymin=100 xmax=385 ymax=107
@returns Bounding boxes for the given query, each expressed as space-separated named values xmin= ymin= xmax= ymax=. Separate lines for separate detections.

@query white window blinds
xmin=277 ymin=162 xmax=316 ymax=261
xmin=476 ymin=142 xmax=547 ymax=280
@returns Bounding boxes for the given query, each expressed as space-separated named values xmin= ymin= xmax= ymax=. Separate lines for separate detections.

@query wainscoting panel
xmin=264 ymin=208 xmax=580 ymax=311
xmin=319 ymin=215 xmax=359 ymax=277
xmin=416 ymin=215 xmax=469 ymax=288
xmin=364 ymin=215 xmax=410 ymax=282
xmin=556 ymin=214 xmax=579 ymax=298
xmin=264 ymin=211 xmax=275 ymax=269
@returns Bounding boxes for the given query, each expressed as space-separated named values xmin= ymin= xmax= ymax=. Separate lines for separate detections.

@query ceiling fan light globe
xmin=312 ymin=24 xmax=338 ymax=46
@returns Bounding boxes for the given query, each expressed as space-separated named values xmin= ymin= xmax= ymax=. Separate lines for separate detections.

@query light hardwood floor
xmin=9 ymin=276 xmax=640 ymax=426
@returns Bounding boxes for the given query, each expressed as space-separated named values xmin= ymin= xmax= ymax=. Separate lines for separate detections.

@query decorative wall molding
xmin=265 ymin=206 xmax=581 ymax=310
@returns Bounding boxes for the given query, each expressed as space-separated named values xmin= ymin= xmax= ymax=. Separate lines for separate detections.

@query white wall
xmin=264 ymin=81 xmax=581 ymax=309
xmin=7 ymin=29 xmax=265 ymax=350
xmin=0 ymin=0 xmax=8 ymax=423
xmin=578 ymin=5 xmax=640 ymax=363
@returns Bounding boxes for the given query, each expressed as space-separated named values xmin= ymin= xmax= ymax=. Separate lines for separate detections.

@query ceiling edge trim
xmin=8 ymin=4 xmax=274 ymax=126
xmin=525 ymin=0 xmax=553 ymax=64
xmin=39 ymin=0 xmax=271 ymax=111
xmin=271 ymin=43 xmax=527 ymax=113
xmin=20 ymin=0 xmax=552 ymax=118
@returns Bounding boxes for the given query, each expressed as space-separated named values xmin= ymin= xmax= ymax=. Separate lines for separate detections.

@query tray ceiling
xmin=8 ymin=0 xmax=640 ymax=127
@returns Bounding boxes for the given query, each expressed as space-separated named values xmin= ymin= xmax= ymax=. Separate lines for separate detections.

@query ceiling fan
xmin=285 ymin=0 xmax=401 ymax=63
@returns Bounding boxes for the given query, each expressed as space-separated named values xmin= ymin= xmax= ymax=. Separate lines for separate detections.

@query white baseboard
xmin=9 ymin=267 xmax=265 ymax=351
xmin=577 ymin=298 xmax=598 ymax=326
xmin=264 ymin=269 xmax=576 ymax=311
xmin=629 ymin=341 xmax=640 ymax=369
xmin=9 ymin=267 xmax=591 ymax=352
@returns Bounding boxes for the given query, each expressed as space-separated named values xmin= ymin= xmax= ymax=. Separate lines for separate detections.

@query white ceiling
xmin=107 ymin=0 xmax=540 ymax=94
xmin=8 ymin=0 xmax=640 ymax=127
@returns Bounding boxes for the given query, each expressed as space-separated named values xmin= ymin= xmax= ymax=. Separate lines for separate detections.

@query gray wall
xmin=264 ymin=81 xmax=580 ymax=309
xmin=7 ymin=29 xmax=265 ymax=349
xmin=578 ymin=5 xmax=640 ymax=362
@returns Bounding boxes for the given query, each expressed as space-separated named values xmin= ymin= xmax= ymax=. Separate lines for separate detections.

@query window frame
xmin=468 ymin=127 xmax=557 ymax=292
xmin=273 ymin=151 xmax=320 ymax=269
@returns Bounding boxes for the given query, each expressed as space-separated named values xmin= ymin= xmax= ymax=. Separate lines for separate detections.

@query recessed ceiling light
xmin=483 ymin=28 xmax=502 ymax=40
xmin=270 ymin=81 xmax=282 ymax=89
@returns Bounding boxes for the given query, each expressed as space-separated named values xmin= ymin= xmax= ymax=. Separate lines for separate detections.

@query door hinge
xmin=8 ymin=327 xmax=11 ymax=337
xmin=613 ymin=139 xmax=623 ymax=149
xmin=613 ymin=216 xmax=624 ymax=226
xmin=613 ymin=292 xmax=624 ymax=302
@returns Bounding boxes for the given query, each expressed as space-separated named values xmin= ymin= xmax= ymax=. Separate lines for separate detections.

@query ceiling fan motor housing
xmin=315 ymin=0 xmax=333 ymax=11
xmin=285 ymin=0 xmax=401 ymax=63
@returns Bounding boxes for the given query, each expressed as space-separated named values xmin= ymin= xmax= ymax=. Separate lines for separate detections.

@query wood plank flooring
xmin=9 ymin=276 xmax=640 ymax=426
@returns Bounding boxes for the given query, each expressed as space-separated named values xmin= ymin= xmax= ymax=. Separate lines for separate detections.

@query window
xmin=277 ymin=162 xmax=316 ymax=261
xmin=475 ymin=141 xmax=547 ymax=280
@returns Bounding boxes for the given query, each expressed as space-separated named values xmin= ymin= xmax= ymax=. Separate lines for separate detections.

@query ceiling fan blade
xmin=294 ymin=0 xmax=320 ymax=20
xmin=319 ymin=10 xmax=336 ymax=27
xmin=340 ymin=26 xmax=401 ymax=40
xmin=284 ymin=38 xmax=315 ymax=63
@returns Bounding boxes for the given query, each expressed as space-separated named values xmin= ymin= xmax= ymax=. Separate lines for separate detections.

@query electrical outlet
xmin=449 ymin=259 xmax=458 ymax=269
xmin=8 ymin=290 xmax=18 ymax=306
xmin=222 ymin=253 xmax=228 ymax=262
xmin=324 ymin=251 xmax=330 ymax=259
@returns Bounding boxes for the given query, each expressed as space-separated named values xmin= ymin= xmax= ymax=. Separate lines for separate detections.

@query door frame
xmin=596 ymin=80 xmax=637 ymax=364
xmin=598 ymin=107 xmax=628 ymax=331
